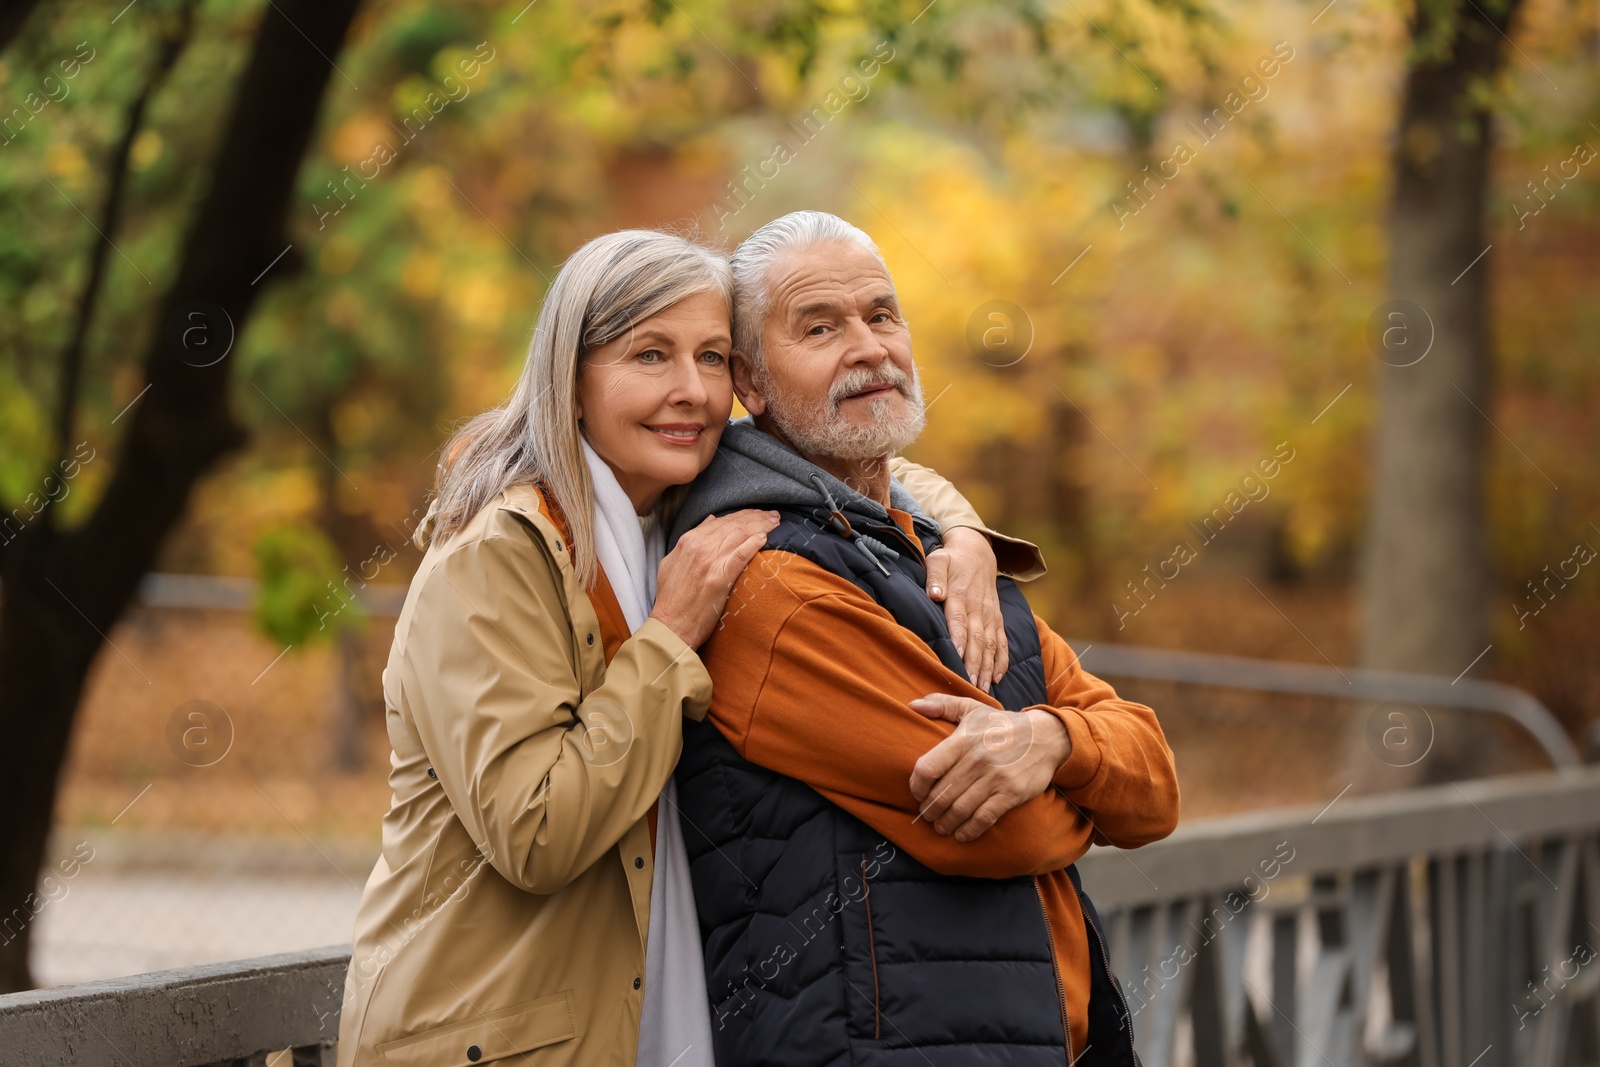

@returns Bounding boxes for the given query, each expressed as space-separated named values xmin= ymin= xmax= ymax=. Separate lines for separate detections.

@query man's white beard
xmin=759 ymin=362 xmax=928 ymax=465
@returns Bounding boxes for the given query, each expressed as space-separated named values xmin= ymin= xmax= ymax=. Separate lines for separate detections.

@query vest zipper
xmin=864 ymin=520 xmax=924 ymax=562
xmin=1033 ymin=878 xmax=1073 ymax=1064
xmin=1078 ymin=877 xmax=1142 ymax=1066
xmin=861 ymin=853 xmax=881 ymax=1039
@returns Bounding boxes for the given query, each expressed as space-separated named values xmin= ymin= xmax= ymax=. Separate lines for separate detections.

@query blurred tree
xmin=1358 ymin=0 xmax=1523 ymax=785
xmin=0 ymin=0 xmax=363 ymax=992
xmin=52 ymin=1 xmax=196 ymax=475
xmin=253 ymin=524 xmax=365 ymax=651
xmin=0 ymin=0 xmax=43 ymax=54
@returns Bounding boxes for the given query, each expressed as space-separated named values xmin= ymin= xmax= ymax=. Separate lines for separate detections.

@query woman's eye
xmin=700 ymin=350 xmax=727 ymax=365
xmin=637 ymin=349 xmax=664 ymax=363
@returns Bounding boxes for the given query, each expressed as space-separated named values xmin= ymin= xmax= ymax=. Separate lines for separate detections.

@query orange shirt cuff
xmin=1033 ymin=704 xmax=1102 ymax=791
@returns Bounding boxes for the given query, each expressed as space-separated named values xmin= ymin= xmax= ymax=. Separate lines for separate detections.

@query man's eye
xmin=807 ymin=324 xmax=828 ymax=336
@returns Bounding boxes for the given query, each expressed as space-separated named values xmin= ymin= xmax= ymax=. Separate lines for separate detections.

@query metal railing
xmin=137 ymin=572 xmax=408 ymax=616
xmin=1076 ymin=767 xmax=1600 ymax=1067
xmin=1072 ymin=640 xmax=1582 ymax=770
xmin=5 ymin=769 xmax=1598 ymax=1066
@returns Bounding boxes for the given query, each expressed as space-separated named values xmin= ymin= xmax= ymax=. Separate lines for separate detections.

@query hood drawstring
xmin=808 ymin=473 xmax=894 ymax=578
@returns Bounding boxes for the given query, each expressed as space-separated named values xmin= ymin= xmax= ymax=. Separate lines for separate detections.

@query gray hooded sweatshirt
xmin=668 ymin=419 xmax=932 ymax=549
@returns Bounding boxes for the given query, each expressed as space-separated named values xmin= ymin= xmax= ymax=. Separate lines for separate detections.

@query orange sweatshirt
xmin=695 ymin=507 xmax=1180 ymax=1058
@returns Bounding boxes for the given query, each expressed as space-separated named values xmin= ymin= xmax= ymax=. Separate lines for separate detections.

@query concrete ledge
xmin=0 ymin=944 xmax=349 ymax=1067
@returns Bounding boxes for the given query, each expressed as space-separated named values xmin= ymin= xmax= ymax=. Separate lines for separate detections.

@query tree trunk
xmin=0 ymin=0 xmax=363 ymax=992
xmin=0 ymin=0 xmax=43 ymax=55
xmin=315 ymin=432 xmax=378 ymax=776
xmin=1357 ymin=0 xmax=1521 ymax=786
xmin=333 ymin=627 xmax=368 ymax=773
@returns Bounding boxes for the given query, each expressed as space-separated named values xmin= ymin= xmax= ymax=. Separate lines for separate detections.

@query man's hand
xmin=906 ymin=693 xmax=1070 ymax=842
xmin=925 ymin=526 xmax=1008 ymax=692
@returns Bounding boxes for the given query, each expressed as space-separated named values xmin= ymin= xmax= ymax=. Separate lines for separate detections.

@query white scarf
xmin=581 ymin=438 xmax=716 ymax=1067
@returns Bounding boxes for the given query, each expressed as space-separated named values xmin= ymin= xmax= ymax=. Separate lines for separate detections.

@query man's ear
xmin=730 ymin=351 xmax=767 ymax=416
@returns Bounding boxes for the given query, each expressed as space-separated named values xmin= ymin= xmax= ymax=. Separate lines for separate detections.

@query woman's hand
xmin=651 ymin=510 xmax=780 ymax=648
xmin=925 ymin=526 xmax=1008 ymax=692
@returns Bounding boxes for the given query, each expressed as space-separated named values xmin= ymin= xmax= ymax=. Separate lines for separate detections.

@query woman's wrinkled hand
xmin=650 ymin=510 xmax=780 ymax=648
xmin=924 ymin=526 xmax=1008 ymax=692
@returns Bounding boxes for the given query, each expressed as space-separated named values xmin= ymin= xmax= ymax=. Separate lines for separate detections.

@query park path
xmin=30 ymin=830 xmax=371 ymax=987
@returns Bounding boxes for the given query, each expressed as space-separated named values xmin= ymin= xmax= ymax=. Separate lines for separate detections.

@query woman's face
xmin=576 ymin=289 xmax=734 ymax=514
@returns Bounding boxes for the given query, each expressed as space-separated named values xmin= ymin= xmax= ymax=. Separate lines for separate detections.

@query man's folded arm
xmin=700 ymin=561 xmax=1091 ymax=879
xmin=1029 ymin=615 xmax=1181 ymax=848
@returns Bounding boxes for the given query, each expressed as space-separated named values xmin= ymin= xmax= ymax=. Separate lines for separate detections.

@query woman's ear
xmin=731 ymin=352 xmax=767 ymax=416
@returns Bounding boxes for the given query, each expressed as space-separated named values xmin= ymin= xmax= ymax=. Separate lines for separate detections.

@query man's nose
xmin=839 ymin=319 xmax=890 ymax=366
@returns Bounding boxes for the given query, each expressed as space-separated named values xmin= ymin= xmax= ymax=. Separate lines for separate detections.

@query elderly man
xmin=669 ymin=211 xmax=1179 ymax=1067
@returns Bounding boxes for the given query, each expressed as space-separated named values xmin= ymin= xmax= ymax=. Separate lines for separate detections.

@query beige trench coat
xmin=336 ymin=460 xmax=1041 ymax=1067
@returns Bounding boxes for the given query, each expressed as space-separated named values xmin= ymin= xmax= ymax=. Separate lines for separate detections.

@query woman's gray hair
xmin=423 ymin=229 xmax=731 ymax=587
xmin=729 ymin=211 xmax=883 ymax=375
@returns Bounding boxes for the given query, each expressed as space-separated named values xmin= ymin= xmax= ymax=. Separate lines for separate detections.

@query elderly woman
xmin=335 ymin=229 xmax=1035 ymax=1067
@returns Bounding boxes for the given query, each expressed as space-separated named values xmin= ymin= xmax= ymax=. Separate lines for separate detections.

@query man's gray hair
xmin=729 ymin=210 xmax=885 ymax=373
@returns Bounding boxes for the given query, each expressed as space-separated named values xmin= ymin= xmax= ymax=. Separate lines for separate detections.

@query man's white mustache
xmin=829 ymin=368 xmax=910 ymax=406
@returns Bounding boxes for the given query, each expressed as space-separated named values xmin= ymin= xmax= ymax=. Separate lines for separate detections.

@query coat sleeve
xmin=395 ymin=519 xmax=712 ymax=895
xmin=1029 ymin=616 xmax=1180 ymax=848
xmin=701 ymin=561 xmax=1094 ymax=879
xmin=887 ymin=455 xmax=1047 ymax=581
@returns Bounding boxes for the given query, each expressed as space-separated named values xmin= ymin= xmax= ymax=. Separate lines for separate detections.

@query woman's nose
xmin=665 ymin=355 xmax=709 ymax=406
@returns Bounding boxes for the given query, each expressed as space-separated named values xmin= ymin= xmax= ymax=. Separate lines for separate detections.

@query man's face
xmin=734 ymin=240 xmax=925 ymax=463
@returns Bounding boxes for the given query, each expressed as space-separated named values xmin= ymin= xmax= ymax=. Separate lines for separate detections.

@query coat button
xmin=587 ymin=633 xmax=595 ymax=646
xmin=554 ymin=539 xmax=563 ymax=552
xmin=633 ymin=977 xmax=642 ymax=990
xmin=467 ymin=1045 xmax=481 ymax=1061
xmin=634 ymin=856 xmax=644 ymax=869
xmin=426 ymin=767 xmax=436 ymax=779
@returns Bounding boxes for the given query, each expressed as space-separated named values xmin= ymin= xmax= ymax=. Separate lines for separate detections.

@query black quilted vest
xmin=674 ymin=498 xmax=1138 ymax=1066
